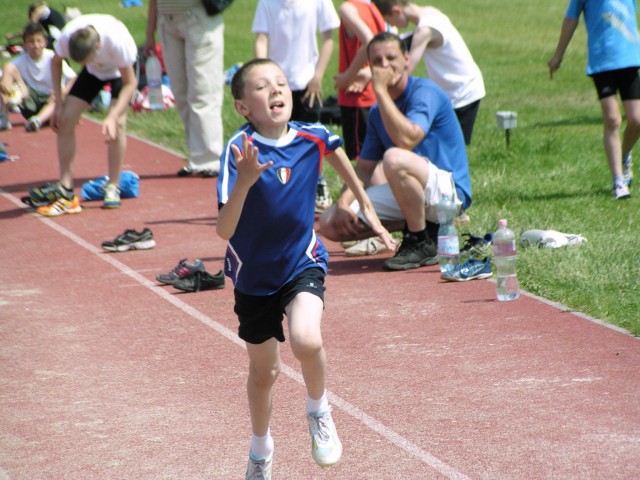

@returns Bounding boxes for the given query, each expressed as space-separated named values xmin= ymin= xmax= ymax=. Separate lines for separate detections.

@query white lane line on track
xmin=2 ymin=191 xmax=471 ymax=480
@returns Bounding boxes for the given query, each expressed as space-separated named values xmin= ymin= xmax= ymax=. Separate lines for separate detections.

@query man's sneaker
xmin=245 ymin=453 xmax=272 ymax=480
xmin=177 ymin=161 xmax=220 ymax=178
xmin=459 ymin=232 xmax=493 ymax=261
xmin=25 ymin=116 xmax=41 ymax=132
xmin=623 ymin=153 xmax=633 ymax=187
xmin=156 ymin=258 xmax=205 ymax=285
xmin=315 ymin=176 xmax=332 ymax=213
xmin=344 ymin=236 xmax=392 ymax=257
xmin=35 ymin=195 xmax=82 ymax=217
xmin=441 ymin=257 xmax=492 ymax=282
xmin=102 ymin=183 xmax=121 ymax=209
xmin=382 ymin=233 xmax=438 ymax=271
xmin=307 ymin=407 xmax=342 ymax=468
xmin=101 ymin=228 xmax=156 ymax=252
xmin=23 ymin=181 xmax=64 ymax=207
xmin=172 ymin=270 xmax=225 ymax=292
xmin=613 ymin=182 xmax=631 ymax=200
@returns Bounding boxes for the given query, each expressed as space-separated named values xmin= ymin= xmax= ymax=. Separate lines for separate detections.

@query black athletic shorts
xmin=234 ymin=267 xmax=326 ymax=345
xmin=591 ymin=67 xmax=640 ymax=101
xmin=68 ymin=67 xmax=123 ymax=104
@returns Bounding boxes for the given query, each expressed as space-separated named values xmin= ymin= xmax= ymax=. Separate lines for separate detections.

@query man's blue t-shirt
xmin=566 ymin=0 xmax=640 ymax=75
xmin=360 ymin=76 xmax=472 ymax=210
xmin=217 ymin=122 xmax=341 ymax=296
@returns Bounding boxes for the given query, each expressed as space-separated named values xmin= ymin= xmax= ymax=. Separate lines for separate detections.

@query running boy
xmin=25 ymin=14 xmax=138 ymax=215
xmin=0 ymin=22 xmax=76 ymax=132
xmin=217 ymin=58 xmax=394 ymax=479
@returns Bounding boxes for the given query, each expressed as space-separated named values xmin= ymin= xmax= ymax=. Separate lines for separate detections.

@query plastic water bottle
xmin=493 ymin=219 xmax=520 ymax=301
xmin=146 ymin=55 xmax=164 ymax=110
xmin=437 ymin=194 xmax=460 ymax=272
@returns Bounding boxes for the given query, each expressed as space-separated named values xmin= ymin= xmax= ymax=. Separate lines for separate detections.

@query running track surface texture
xmin=1 ymin=114 xmax=639 ymax=480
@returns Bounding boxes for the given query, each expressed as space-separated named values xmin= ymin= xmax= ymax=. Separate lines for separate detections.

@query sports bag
xmin=80 ymin=171 xmax=139 ymax=200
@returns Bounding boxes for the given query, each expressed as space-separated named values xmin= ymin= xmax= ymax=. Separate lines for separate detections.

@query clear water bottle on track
xmin=146 ymin=55 xmax=164 ymax=110
xmin=437 ymin=194 xmax=460 ymax=272
xmin=493 ymin=219 xmax=520 ymax=301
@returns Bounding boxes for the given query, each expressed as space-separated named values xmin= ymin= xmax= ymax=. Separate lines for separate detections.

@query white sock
xmin=306 ymin=390 xmax=329 ymax=415
xmin=250 ymin=429 xmax=274 ymax=460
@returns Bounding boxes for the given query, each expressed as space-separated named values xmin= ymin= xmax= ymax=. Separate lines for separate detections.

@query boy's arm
xmin=327 ymin=149 xmax=396 ymax=250
xmin=254 ymin=32 xmax=269 ymax=58
xmin=548 ymin=16 xmax=579 ymax=79
xmin=303 ymin=29 xmax=335 ymax=108
xmin=101 ymin=64 xmax=137 ymax=141
xmin=334 ymin=2 xmax=376 ymax=90
xmin=217 ymin=133 xmax=273 ymax=240
xmin=407 ymin=25 xmax=434 ymax=74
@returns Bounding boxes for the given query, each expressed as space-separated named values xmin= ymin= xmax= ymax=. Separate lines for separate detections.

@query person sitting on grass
xmin=217 ymin=57 xmax=394 ymax=480
xmin=318 ymin=32 xmax=471 ymax=271
xmin=0 ymin=22 xmax=76 ymax=132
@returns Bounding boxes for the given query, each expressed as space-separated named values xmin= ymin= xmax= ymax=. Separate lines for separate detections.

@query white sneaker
xmin=307 ymin=407 xmax=342 ymax=467
xmin=613 ymin=182 xmax=631 ymax=200
xmin=623 ymin=153 xmax=633 ymax=186
xmin=344 ymin=237 xmax=392 ymax=257
xmin=245 ymin=453 xmax=272 ymax=480
xmin=103 ymin=183 xmax=121 ymax=208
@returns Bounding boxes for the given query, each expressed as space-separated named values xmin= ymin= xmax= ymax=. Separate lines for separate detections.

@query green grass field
xmin=2 ymin=0 xmax=638 ymax=334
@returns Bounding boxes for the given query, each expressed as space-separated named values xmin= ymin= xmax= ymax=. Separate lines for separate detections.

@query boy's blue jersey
xmin=566 ymin=0 xmax=640 ymax=75
xmin=217 ymin=122 xmax=342 ymax=295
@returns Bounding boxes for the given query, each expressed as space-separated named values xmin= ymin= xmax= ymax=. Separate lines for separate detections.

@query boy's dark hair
xmin=69 ymin=26 xmax=99 ymax=63
xmin=28 ymin=2 xmax=47 ymax=18
xmin=231 ymin=58 xmax=279 ymax=100
xmin=22 ymin=21 xmax=47 ymax=41
xmin=367 ymin=31 xmax=407 ymax=57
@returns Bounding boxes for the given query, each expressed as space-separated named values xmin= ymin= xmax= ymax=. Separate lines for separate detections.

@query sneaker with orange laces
xmin=36 ymin=195 xmax=82 ymax=216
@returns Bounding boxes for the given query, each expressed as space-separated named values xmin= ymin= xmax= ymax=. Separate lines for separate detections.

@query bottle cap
xmin=498 ymin=219 xmax=507 ymax=228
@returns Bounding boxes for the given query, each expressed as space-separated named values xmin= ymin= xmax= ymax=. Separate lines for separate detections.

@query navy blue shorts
xmin=234 ymin=268 xmax=326 ymax=345
xmin=591 ymin=67 xmax=640 ymax=101
xmin=68 ymin=67 xmax=123 ymax=104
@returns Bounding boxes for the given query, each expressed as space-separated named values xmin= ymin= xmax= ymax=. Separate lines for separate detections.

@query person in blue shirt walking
xmin=318 ymin=31 xmax=471 ymax=271
xmin=217 ymin=57 xmax=394 ymax=480
xmin=548 ymin=0 xmax=640 ymax=200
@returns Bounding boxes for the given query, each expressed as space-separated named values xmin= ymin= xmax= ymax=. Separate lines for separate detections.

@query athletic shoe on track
xmin=441 ymin=257 xmax=493 ymax=282
xmin=459 ymin=232 xmax=493 ymax=261
xmin=613 ymin=182 xmax=631 ymax=200
xmin=245 ymin=453 xmax=272 ymax=480
xmin=623 ymin=153 xmax=633 ymax=187
xmin=307 ymin=407 xmax=342 ymax=468
xmin=23 ymin=181 xmax=64 ymax=207
xmin=383 ymin=233 xmax=438 ymax=271
xmin=172 ymin=270 xmax=225 ymax=292
xmin=101 ymin=228 xmax=156 ymax=252
xmin=36 ymin=195 xmax=82 ymax=216
xmin=102 ymin=183 xmax=121 ymax=209
xmin=156 ymin=258 xmax=205 ymax=285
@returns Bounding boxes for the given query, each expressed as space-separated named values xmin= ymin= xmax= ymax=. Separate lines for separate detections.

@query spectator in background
xmin=373 ymin=0 xmax=485 ymax=146
xmin=318 ymin=32 xmax=471 ymax=271
xmin=24 ymin=14 xmax=138 ymax=215
xmin=548 ymin=0 xmax=640 ymax=200
xmin=29 ymin=2 xmax=67 ymax=49
xmin=145 ymin=0 xmax=224 ymax=177
xmin=252 ymin=0 xmax=340 ymax=212
xmin=0 ymin=22 xmax=76 ymax=132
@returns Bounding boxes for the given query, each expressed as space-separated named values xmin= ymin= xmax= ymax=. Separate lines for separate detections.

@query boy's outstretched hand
xmin=230 ymin=132 xmax=273 ymax=188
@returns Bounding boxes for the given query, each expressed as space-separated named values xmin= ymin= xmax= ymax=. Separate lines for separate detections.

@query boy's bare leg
xmin=56 ymin=95 xmax=87 ymax=189
xmin=107 ymin=107 xmax=128 ymax=184
xmin=245 ymin=338 xmax=281 ymax=437
xmin=600 ymin=95 xmax=623 ymax=178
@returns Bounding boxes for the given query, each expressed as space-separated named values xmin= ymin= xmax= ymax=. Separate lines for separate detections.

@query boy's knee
xmin=249 ymin=364 xmax=280 ymax=388
xmin=290 ymin=337 xmax=323 ymax=362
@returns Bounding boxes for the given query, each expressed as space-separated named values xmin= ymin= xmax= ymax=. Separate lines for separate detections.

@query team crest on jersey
xmin=276 ymin=167 xmax=291 ymax=184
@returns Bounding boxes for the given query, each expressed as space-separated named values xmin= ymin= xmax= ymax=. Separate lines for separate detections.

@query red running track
xmin=1 ymin=114 xmax=639 ymax=479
